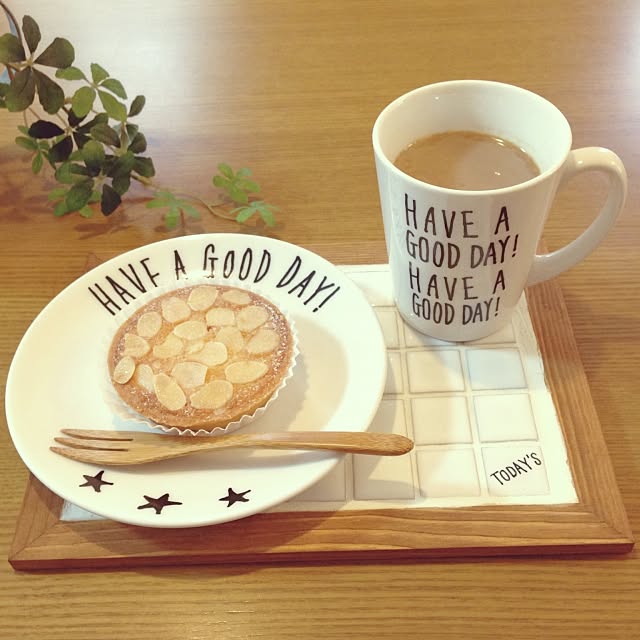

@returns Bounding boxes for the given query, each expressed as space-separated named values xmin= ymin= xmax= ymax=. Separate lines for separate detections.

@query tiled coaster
xmin=61 ymin=265 xmax=577 ymax=522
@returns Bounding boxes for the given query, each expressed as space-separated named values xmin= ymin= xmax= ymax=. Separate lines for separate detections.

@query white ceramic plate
xmin=5 ymin=234 xmax=386 ymax=527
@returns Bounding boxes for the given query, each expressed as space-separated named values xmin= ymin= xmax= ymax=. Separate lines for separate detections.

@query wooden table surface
xmin=1 ymin=1 xmax=638 ymax=637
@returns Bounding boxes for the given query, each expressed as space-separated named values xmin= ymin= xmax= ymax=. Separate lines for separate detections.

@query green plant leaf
xmin=56 ymin=66 xmax=86 ymax=81
xmin=22 ymin=16 xmax=41 ymax=54
xmin=81 ymin=139 xmax=105 ymax=172
xmin=79 ymin=204 xmax=94 ymax=218
xmin=34 ymin=37 xmax=74 ymax=68
xmin=28 ymin=119 xmax=64 ymax=139
xmin=5 ymin=68 xmax=35 ymax=111
xmin=108 ymin=150 xmax=135 ymax=178
xmin=98 ymin=89 xmax=127 ymax=122
xmin=233 ymin=206 xmax=255 ymax=224
xmin=231 ymin=201 xmax=278 ymax=227
xmin=146 ymin=198 xmax=170 ymax=209
xmin=48 ymin=186 xmax=67 ymax=201
xmin=258 ymin=205 xmax=277 ymax=227
xmin=65 ymin=178 xmax=94 ymax=211
xmin=112 ymin=173 xmax=131 ymax=195
xmin=229 ymin=185 xmax=249 ymax=204
xmin=72 ymin=132 xmax=90 ymax=150
xmin=100 ymin=77 xmax=127 ymax=100
xmin=217 ymin=163 xmax=234 ymax=179
xmin=49 ymin=136 xmax=73 ymax=163
xmin=15 ymin=135 xmax=38 ymax=151
xmin=125 ymin=123 xmax=139 ymax=139
xmin=0 ymin=33 xmax=26 ymax=64
xmin=71 ymin=86 xmax=96 ymax=118
xmin=33 ymin=69 xmax=65 ymax=114
xmin=128 ymin=94 xmax=145 ymax=117
xmin=128 ymin=132 xmax=147 ymax=153
xmin=235 ymin=177 xmax=260 ymax=193
xmin=180 ymin=203 xmax=201 ymax=219
xmin=31 ymin=152 xmax=44 ymax=174
xmin=90 ymin=63 xmax=109 ymax=84
xmin=165 ymin=207 xmax=180 ymax=229
xmin=54 ymin=200 xmax=69 ymax=216
xmin=69 ymin=162 xmax=91 ymax=176
xmin=101 ymin=183 xmax=121 ymax=215
xmin=54 ymin=162 xmax=74 ymax=184
xmin=90 ymin=122 xmax=120 ymax=146
xmin=133 ymin=156 xmax=155 ymax=178
xmin=236 ymin=167 xmax=251 ymax=178
xmin=212 ymin=175 xmax=230 ymax=189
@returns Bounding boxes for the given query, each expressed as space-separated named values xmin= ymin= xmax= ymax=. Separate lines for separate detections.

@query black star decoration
xmin=137 ymin=493 xmax=183 ymax=514
xmin=79 ymin=470 xmax=114 ymax=493
xmin=219 ymin=487 xmax=251 ymax=507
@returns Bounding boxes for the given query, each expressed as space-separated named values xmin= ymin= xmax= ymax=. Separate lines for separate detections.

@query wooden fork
xmin=51 ymin=429 xmax=414 ymax=465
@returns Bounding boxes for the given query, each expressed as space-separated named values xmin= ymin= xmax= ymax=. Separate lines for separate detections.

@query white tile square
xmin=474 ymin=393 xmax=538 ymax=442
xmin=411 ymin=396 xmax=472 ymax=444
xmin=416 ymin=448 xmax=480 ymax=498
xmin=353 ymin=399 xmax=414 ymax=500
xmin=482 ymin=445 xmax=550 ymax=496
xmin=385 ymin=351 xmax=403 ymax=394
xmin=407 ymin=350 xmax=465 ymax=393
xmin=403 ymin=321 xmax=452 ymax=347
xmin=467 ymin=348 xmax=527 ymax=390
xmin=374 ymin=307 xmax=400 ymax=348
xmin=290 ymin=457 xmax=347 ymax=502
xmin=469 ymin=321 xmax=516 ymax=345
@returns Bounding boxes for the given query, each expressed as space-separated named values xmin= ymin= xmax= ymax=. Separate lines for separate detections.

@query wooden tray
xmin=8 ymin=247 xmax=634 ymax=569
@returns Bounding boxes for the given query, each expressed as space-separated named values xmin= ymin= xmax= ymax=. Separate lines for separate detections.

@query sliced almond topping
xmin=136 ymin=311 xmax=162 ymax=338
xmin=161 ymin=296 xmax=191 ymax=323
xmin=122 ymin=332 xmax=150 ymax=358
xmin=113 ymin=356 xmax=136 ymax=384
xmin=205 ymin=307 xmax=236 ymax=327
xmin=236 ymin=305 xmax=269 ymax=332
xmin=215 ymin=326 xmax=245 ymax=353
xmin=246 ymin=328 xmax=280 ymax=355
xmin=225 ymin=360 xmax=268 ymax=384
xmin=172 ymin=319 xmax=207 ymax=340
xmin=171 ymin=361 xmax=207 ymax=389
xmin=192 ymin=341 xmax=228 ymax=367
xmin=134 ymin=363 xmax=155 ymax=392
xmin=190 ymin=379 xmax=233 ymax=410
xmin=152 ymin=333 xmax=184 ymax=358
xmin=186 ymin=339 xmax=205 ymax=354
xmin=221 ymin=289 xmax=251 ymax=306
xmin=153 ymin=373 xmax=186 ymax=410
xmin=187 ymin=285 xmax=218 ymax=311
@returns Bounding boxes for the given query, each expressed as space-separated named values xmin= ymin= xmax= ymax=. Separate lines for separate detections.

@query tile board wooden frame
xmin=8 ymin=245 xmax=634 ymax=570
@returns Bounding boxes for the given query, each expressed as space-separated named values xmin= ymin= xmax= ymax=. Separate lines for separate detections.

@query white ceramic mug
xmin=372 ymin=80 xmax=627 ymax=342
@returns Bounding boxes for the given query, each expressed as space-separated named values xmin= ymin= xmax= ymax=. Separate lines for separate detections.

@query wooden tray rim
xmin=8 ymin=248 xmax=634 ymax=570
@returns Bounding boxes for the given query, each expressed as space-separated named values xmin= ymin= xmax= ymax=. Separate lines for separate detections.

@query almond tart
xmin=108 ymin=284 xmax=295 ymax=432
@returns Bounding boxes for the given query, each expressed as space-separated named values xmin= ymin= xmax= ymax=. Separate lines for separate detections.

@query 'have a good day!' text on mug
xmin=403 ymin=199 xmax=517 ymax=326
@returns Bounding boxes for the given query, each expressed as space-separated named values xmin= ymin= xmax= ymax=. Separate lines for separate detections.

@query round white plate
xmin=5 ymin=234 xmax=387 ymax=527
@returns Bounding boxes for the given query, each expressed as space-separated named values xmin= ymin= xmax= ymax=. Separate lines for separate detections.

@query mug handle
xmin=526 ymin=147 xmax=627 ymax=286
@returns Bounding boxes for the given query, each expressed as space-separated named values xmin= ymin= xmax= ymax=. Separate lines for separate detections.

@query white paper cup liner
xmin=102 ymin=275 xmax=299 ymax=436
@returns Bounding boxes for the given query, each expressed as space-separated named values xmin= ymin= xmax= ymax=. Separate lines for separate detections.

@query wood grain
xmin=1 ymin=1 xmax=639 ymax=638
